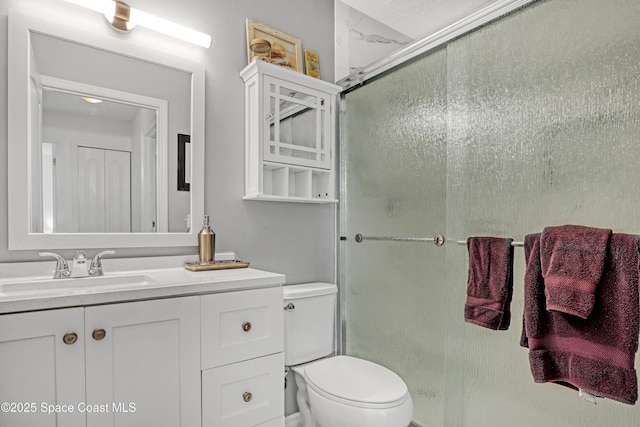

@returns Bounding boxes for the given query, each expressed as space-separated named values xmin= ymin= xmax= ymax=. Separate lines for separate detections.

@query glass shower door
xmin=340 ymin=48 xmax=448 ymax=426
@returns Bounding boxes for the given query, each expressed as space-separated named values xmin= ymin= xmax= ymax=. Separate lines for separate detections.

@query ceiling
xmin=340 ymin=0 xmax=502 ymax=40
xmin=43 ymin=89 xmax=147 ymax=122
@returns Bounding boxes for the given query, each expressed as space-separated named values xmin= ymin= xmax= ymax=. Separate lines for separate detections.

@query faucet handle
xmin=39 ymin=252 xmax=70 ymax=279
xmin=90 ymin=250 xmax=116 ymax=276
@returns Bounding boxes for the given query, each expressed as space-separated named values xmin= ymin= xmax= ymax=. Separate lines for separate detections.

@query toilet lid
xmin=304 ymin=356 xmax=408 ymax=406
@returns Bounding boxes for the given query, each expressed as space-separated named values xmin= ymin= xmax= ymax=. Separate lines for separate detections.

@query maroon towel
xmin=521 ymin=233 xmax=640 ymax=405
xmin=541 ymin=225 xmax=612 ymax=319
xmin=464 ymin=237 xmax=514 ymax=330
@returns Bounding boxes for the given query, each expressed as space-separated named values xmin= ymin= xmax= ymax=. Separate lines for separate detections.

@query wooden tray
xmin=184 ymin=260 xmax=250 ymax=271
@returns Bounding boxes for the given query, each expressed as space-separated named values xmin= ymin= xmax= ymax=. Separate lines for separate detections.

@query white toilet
xmin=283 ymin=283 xmax=413 ymax=427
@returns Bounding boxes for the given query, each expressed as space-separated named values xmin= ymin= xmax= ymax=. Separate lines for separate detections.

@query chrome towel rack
xmin=352 ymin=233 xmax=524 ymax=247
xmin=354 ymin=234 xmax=446 ymax=246
xmin=456 ymin=240 xmax=524 ymax=247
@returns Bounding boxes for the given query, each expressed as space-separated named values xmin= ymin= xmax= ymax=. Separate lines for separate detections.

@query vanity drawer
xmin=201 ymin=287 xmax=283 ymax=369
xmin=202 ymin=352 xmax=284 ymax=427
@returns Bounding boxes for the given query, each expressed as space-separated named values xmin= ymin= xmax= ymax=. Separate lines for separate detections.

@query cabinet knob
xmin=242 ymin=322 xmax=252 ymax=332
xmin=92 ymin=328 xmax=106 ymax=341
xmin=63 ymin=332 xmax=78 ymax=345
xmin=243 ymin=392 xmax=253 ymax=403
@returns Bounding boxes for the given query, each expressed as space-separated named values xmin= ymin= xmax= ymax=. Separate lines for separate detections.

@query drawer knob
xmin=243 ymin=392 xmax=253 ymax=403
xmin=284 ymin=303 xmax=295 ymax=311
xmin=63 ymin=332 xmax=78 ymax=345
xmin=242 ymin=322 xmax=252 ymax=332
xmin=92 ymin=328 xmax=106 ymax=341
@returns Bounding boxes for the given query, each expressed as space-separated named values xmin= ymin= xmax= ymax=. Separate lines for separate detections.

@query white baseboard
xmin=285 ymin=413 xmax=302 ymax=427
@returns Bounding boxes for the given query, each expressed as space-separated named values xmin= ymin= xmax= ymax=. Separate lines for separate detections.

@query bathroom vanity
xmin=0 ymin=256 xmax=286 ymax=427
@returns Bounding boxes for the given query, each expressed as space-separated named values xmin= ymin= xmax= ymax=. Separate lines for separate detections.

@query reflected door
xmin=76 ymin=147 xmax=131 ymax=233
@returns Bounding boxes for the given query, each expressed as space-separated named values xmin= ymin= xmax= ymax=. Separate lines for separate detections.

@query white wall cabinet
xmin=0 ymin=287 xmax=284 ymax=427
xmin=241 ymin=61 xmax=341 ymax=203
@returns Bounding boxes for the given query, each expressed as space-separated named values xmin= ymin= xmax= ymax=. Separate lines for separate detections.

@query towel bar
xmin=354 ymin=234 xmax=446 ymax=246
xmin=456 ymin=240 xmax=524 ymax=247
xmin=351 ymin=234 xmax=524 ymax=247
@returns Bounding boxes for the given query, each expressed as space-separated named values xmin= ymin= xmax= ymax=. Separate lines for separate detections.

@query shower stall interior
xmin=339 ymin=0 xmax=640 ymax=425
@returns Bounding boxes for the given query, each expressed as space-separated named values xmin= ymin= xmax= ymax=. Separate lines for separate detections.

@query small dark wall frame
xmin=177 ymin=133 xmax=191 ymax=191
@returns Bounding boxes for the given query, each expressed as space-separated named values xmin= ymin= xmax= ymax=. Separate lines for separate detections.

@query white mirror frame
xmin=8 ymin=9 xmax=205 ymax=250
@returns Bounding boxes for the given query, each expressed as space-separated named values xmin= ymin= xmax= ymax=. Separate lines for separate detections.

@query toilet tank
xmin=283 ymin=282 xmax=337 ymax=366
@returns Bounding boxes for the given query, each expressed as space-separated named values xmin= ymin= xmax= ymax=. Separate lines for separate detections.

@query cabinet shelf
xmin=241 ymin=61 xmax=341 ymax=203
xmin=242 ymin=162 xmax=336 ymax=203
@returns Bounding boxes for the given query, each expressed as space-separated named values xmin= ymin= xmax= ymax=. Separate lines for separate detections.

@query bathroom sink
xmin=0 ymin=274 xmax=158 ymax=297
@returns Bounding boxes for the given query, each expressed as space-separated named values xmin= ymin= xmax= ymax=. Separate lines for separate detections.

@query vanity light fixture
xmin=65 ymin=0 xmax=212 ymax=48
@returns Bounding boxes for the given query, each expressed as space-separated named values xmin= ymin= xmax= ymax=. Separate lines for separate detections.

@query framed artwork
xmin=177 ymin=134 xmax=190 ymax=192
xmin=304 ymin=50 xmax=319 ymax=78
xmin=246 ymin=19 xmax=303 ymax=72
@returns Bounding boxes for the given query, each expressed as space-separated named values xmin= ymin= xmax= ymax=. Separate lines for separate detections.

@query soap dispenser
xmin=198 ymin=215 xmax=215 ymax=263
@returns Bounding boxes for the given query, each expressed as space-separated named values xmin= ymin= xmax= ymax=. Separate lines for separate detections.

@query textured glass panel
xmin=341 ymin=0 xmax=640 ymax=426
xmin=342 ymin=47 xmax=448 ymax=426
xmin=445 ymin=0 xmax=640 ymax=425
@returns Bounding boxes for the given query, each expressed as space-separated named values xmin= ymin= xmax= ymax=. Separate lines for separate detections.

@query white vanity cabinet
xmin=0 ymin=271 xmax=287 ymax=427
xmin=84 ymin=297 xmax=201 ymax=427
xmin=201 ymin=287 xmax=285 ymax=427
xmin=0 ymin=297 xmax=200 ymax=427
xmin=0 ymin=308 xmax=86 ymax=427
xmin=240 ymin=61 xmax=341 ymax=203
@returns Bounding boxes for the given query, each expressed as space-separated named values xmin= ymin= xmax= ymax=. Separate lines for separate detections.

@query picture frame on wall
xmin=304 ymin=49 xmax=319 ymax=78
xmin=246 ymin=19 xmax=303 ymax=72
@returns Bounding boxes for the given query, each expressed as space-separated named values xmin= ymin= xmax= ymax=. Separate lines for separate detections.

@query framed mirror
xmin=8 ymin=10 xmax=205 ymax=250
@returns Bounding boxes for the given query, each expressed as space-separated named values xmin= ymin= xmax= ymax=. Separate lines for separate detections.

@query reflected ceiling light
xmin=81 ymin=96 xmax=103 ymax=104
xmin=65 ymin=0 xmax=212 ymax=48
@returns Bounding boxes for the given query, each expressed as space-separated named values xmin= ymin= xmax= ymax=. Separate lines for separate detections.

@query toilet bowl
xmin=283 ymin=283 xmax=413 ymax=427
xmin=293 ymin=355 xmax=413 ymax=427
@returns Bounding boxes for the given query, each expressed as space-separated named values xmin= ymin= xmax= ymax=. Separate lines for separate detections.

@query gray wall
xmin=0 ymin=0 xmax=336 ymax=285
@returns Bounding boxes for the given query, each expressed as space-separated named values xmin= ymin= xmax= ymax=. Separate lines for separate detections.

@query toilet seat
xmin=303 ymin=355 xmax=410 ymax=409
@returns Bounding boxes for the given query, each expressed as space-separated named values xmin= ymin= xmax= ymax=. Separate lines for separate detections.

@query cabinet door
xmin=0 ymin=308 xmax=85 ymax=427
xmin=263 ymin=76 xmax=331 ymax=169
xmin=85 ymin=297 xmax=200 ymax=427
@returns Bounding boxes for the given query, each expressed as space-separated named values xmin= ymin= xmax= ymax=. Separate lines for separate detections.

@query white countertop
xmin=0 ymin=254 xmax=286 ymax=314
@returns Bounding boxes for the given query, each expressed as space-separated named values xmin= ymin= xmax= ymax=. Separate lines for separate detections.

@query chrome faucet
xmin=39 ymin=250 xmax=116 ymax=279
xmin=70 ymin=250 xmax=90 ymax=277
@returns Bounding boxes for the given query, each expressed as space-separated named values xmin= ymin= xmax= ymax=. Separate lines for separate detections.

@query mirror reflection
xmin=29 ymin=31 xmax=192 ymax=234
xmin=39 ymin=88 xmax=158 ymax=233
